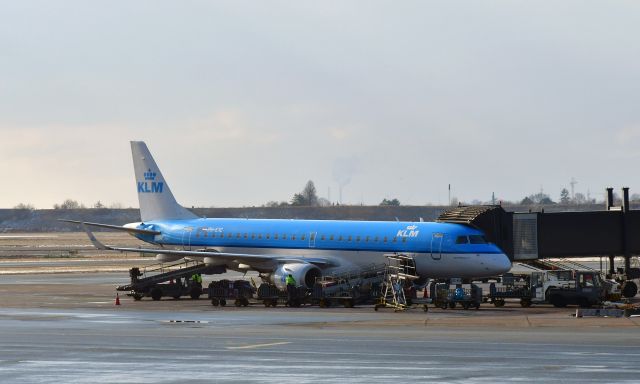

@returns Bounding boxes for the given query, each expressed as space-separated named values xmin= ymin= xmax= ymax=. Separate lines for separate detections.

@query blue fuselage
xmin=131 ymin=218 xmax=511 ymax=278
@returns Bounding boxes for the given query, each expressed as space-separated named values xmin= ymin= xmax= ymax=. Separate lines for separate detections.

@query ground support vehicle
xmin=433 ymin=283 xmax=482 ymax=310
xmin=117 ymin=261 xmax=225 ymax=301
xmin=313 ymin=263 xmax=385 ymax=308
xmin=208 ymin=280 xmax=255 ymax=307
xmin=256 ymin=283 xmax=307 ymax=307
xmin=488 ymin=283 xmax=531 ymax=307
xmin=530 ymin=270 xmax=604 ymax=308
xmin=483 ymin=272 xmax=531 ymax=307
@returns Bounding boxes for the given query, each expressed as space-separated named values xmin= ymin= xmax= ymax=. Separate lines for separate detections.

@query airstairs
xmin=375 ymin=254 xmax=419 ymax=311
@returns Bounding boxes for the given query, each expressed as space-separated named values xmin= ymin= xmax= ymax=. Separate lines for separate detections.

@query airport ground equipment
xmin=530 ymin=270 xmax=603 ymax=308
xmin=375 ymin=254 xmax=426 ymax=311
xmin=433 ymin=283 xmax=482 ymax=310
xmin=488 ymin=273 xmax=532 ymax=307
xmin=312 ymin=263 xmax=385 ymax=308
xmin=208 ymin=280 xmax=255 ymax=307
xmin=256 ymin=283 xmax=307 ymax=307
xmin=117 ymin=260 xmax=225 ymax=300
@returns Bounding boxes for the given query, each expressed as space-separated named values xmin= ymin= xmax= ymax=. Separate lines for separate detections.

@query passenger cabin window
xmin=292 ymin=235 xmax=296 ymax=240
xmin=348 ymin=236 xmax=352 ymax=242
xmin=356 ymin=236 xmax=361 ymax=242
xmin=282 ymin=234 xmax=287 ymax=240
xmin=301 ymin=234 xmax=306 ymax=241
xmin=456 ymin=236 xmax=468 ymax=244
xmin=321 ymin=235 xmax=325 ymax=241
xmin=266 ymin=234 xmax=270 ymax=240
xmin=330 ymin=235 xmax=334 ymax=241
xmin=365 ymin=236 xmax=370 ymax=242
xmin=375 ymin=236 xmax=379 ymax=242
xmin=236 ymin=233 xmax=241 ymax=239
xmin=244 ymin=233 xmax=248 ymax=239
xmin=383 ymin=236 xmax=388 ymax=243
xmin=274 ymin=234 xmax=279 ymax=240
xmin=468 ymin=235 xmax=487 ymax=244
xmin=338 ymin=235 xmax=343 ymax=241
xmin=251 ymin=234 xmax=255 ymax=239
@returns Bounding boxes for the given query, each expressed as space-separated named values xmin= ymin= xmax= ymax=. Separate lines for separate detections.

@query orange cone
xmin=115 ymin=293 xmax=121 ymax=306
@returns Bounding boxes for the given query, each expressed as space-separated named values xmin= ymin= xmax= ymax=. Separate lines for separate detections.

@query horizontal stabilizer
xmin=58 ymin=220 xmax=161 ymax=236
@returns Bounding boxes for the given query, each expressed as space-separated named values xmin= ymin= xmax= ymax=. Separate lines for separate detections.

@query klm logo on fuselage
xmin=138 ymin=169 xmax=163 ymax=193
xmin=397 ymin=225 xmax=419 ymax=238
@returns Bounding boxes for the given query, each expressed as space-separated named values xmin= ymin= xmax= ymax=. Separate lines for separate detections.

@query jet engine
xmin=271 ymin=263 xmax=322 ymax=290
xmin=155 ymin=253 xmax=183 ymax=263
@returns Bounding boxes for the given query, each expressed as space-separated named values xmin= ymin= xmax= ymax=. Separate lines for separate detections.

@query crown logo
xmin=406 ymin=225 xmax=418 ymax=230
xmin=144 ymin=169 xmax=157 ymax=181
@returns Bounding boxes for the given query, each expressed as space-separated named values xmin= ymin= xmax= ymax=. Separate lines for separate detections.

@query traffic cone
xmin=115 ymin=293 xmax=121 ymax=306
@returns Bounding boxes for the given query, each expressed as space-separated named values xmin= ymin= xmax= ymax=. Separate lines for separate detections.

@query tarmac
xmin=1 ymin=233 xmax=640 ymax=383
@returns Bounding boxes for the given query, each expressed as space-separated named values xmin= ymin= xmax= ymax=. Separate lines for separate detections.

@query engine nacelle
xmin=271 ymin=263 xmax=322 ymax=290
xmin=155 ymin=253 xmax=183 ymax=263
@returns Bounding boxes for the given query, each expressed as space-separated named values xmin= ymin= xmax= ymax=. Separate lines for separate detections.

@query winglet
xmin=81 ymin=223 xmax=109 ymax=250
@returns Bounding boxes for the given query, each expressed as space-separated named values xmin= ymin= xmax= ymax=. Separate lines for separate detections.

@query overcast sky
xmin=1 ymin=1 xmax=639 ymax=209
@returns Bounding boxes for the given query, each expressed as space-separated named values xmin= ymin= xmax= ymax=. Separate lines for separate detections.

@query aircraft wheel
xmin=440 ymin=301 xmax=448 ymax=310
xmin=241 ymin=297 xmax=249 ymax=307
xmin=449 ymin=302 xmax=456 ymax=309
xmin=263 ymin=300 xmax=270 ymax=307
xmin=211 ymin=298 xmax=219 ymax=306
xmin=462 ymin=302 xmax=470 ymax=310
xmin=319 ymin=298 xmax=329 ymax=308
xmin=234 ymin=299 xmax=242 ymax=307
xmin=132 ymin=293 xmax=143 ymax=301
xmin=423 ymin=304 xmax=428 ymax=312
xmin=220 ymin=298 xmax=227 ymax=307
xmin=520 ymin=298 xmax=532 ymax=308
xmin=271 ymin=300 xmax=278 ymax=307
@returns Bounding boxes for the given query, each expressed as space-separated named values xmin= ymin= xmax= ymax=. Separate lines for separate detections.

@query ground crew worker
xmin=285 ymin=274 xmax=296 ymax=306
xmin=192 ymin=273 xmax=202 ymax=287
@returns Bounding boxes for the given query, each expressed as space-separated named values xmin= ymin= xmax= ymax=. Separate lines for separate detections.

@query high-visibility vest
xmin=285 ymin=275 xmax=296 ymax=286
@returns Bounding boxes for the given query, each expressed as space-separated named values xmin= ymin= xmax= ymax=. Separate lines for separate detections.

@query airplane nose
xmin=495 ymin=254 xmax=512 ymax=274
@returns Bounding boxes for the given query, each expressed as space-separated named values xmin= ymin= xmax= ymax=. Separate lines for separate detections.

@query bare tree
xmin=14 ymin=203 xmax=35 ymax=210
xmin=53 ymin=199 xmax=85 ymax=209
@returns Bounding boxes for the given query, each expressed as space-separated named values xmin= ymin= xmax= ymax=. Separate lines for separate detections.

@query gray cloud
xmin=1 ymin=1 xmax=640 ymax=208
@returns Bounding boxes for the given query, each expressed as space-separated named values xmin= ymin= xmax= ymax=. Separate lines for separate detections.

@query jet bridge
xmin=437 ymin=188 xmax=640 ymax=297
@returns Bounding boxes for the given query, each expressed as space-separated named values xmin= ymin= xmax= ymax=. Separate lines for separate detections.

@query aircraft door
xmin=182 ymin=227 xmax=194 ymax=251
xmin=430 ymin=233 xmax=444 ymax=260
xmin=309 ymin=232 xmax=317 ymax=248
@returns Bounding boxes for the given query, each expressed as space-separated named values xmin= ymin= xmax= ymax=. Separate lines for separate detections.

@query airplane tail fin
xmin=131 ymin=141 xmax=198 ymax=222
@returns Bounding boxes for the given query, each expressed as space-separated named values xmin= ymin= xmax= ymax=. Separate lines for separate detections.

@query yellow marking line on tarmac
xmin=226 ymin=341 xmax=291 ymax=350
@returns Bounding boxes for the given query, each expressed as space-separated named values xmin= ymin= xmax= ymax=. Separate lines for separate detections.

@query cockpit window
xmin=468 ymin=235 xmax=488 ymax=244
xmin=455 ymin=236 xmax=468 ymax=244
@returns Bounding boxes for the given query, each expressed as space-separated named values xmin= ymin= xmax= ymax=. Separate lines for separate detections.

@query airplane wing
xmin=78 ymin=223 xmax=335 ymax=268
